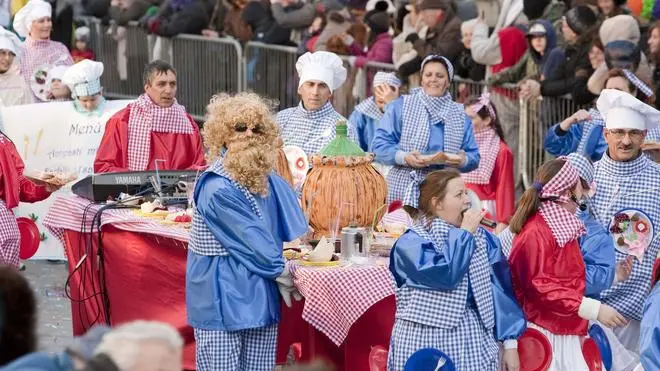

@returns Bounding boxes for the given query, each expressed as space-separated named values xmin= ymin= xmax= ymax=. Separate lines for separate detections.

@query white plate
xmin=283 ymin=145 xmax=309 ymax=189
xmin=608 ymin=209 xmax=654 ymax=262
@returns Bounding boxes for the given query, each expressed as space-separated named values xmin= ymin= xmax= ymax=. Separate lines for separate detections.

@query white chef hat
xmin=296 ymin=51 xmax=347 ymax=92
xmin=13 ymin=0 xmax=52 ymax=38
xmin=0 ymin=26 xmax=22 ymax=56
xmin=62 ymin=60 xmax=104 ymax=97
xmin=48 ymin=65 xmax=69 ymax=83
xmin=365 ymin=0 xmax=396 ymax=14
xmin=597 ymin=89 xmax=660 ymax=131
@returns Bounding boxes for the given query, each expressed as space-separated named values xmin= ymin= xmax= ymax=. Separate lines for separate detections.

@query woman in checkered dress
xmin=462 ymin=94 xmax=515 ymax=235
xmin=0 ymin=132 xmax=58 ymax=267
xmin=508 ymin=158 xmax=627 ymax=370
xmin=387 ymin=169 xmax=525 ymax=371
xmin=371 ymin=55 xmax=480 ymax=204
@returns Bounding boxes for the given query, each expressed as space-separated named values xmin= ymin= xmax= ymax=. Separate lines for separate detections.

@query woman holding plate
xmin=0 ymin=132 xmax=61 ymax=267
xmin=371 ymin=55 xmax=480 ymax=203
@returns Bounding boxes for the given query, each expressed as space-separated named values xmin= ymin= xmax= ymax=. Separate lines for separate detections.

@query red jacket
xmin=509 ymin=213 xmax=589 ymax=336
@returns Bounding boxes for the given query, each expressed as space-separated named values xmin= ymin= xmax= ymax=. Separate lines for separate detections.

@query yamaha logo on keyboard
xmin=114 ymin=176 xmax=142 ymax=185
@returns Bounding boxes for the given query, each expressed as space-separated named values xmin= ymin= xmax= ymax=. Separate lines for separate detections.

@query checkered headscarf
xmin=373 ymin=71 xmax=401 ymax=88
xmin=127 ymin=94 xmax=194 ymax=171
xmin=420 ymin=55 xmax=454 ymax=82
xmin=537 ymin=158 xmax=586 ymax=246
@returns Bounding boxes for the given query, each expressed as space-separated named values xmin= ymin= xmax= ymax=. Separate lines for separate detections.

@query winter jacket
xmin=488 ymin=19 xmax=559 ymax=84
xmin=109 ymin=0 xmax=152 ymax=26
xmin=540 ymin=34 xmax=596 ymax=105
xmin=398 ymin=7 xmax=462 ymax=78
xmin=149 ymin=0 xmax=210 ymax=36
xmin=242 ymin=1 xmax=291 ymax=45
xmin=348 ymin=32 xmax=393 ymax=68
xmin=224 ymin=4 xmax=252 ymax=42
xmin=455 ymin=45 xmax=486 ymax=81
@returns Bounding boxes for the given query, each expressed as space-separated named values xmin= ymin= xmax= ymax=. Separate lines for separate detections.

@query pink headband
xmin=471 ymin=92 xmax=496 ymax=120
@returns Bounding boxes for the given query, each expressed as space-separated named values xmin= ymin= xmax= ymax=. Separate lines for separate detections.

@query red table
xmin=48 ymin=197 xmax=396 ymax=371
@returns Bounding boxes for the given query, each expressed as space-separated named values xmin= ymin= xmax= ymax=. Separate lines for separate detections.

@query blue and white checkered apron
xmin=354 ymin=97 xmax=383 ymax=120
xmin=388 ymin=218 xmax=498 ymax=370
xmin=386 ymin=92 xmax=466 ymax=202
xmin=277 ymin=101 xmax=348 ymax=155
xmin=592 ymin=153 xmax=660 ymax=320
xmin=188 ymin=161 xmax=262 ymax=256
xmin=575 ymin=108 xmax=604 ymax=155
xmin=194 ymin=325 xmax=278 ymax=371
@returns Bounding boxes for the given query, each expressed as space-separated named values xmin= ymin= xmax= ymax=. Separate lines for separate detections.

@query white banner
xmin=1 ymin=100 xmax=131 ymax=260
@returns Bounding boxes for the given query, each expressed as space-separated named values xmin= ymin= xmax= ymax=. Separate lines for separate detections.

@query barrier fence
xmin=77 ymin=17 xmax=578 ymax=188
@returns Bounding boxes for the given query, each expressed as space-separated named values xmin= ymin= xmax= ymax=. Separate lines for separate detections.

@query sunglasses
xmin=234 ymin=122 xmax=264 ymax=134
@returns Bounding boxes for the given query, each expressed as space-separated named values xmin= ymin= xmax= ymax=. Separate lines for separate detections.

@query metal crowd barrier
xmin=77 ymin=17 xmax=578 ymax=187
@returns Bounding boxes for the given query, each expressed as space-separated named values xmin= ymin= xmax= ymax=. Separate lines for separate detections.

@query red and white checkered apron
xmin=0 ymin=200 xmax=20 ymax=267
xmin=288 ymin=262 xmax=395 ymax=346
xmin=127 ymin=94 xmax=194 ymax=171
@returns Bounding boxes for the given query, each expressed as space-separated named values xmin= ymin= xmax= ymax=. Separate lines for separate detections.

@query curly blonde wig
xmin=203 ymin=92 xmax=279 ymax=195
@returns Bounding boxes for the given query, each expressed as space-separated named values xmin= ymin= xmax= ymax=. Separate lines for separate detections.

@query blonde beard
xmin=223 ymin=137 xmax=275 ymax=196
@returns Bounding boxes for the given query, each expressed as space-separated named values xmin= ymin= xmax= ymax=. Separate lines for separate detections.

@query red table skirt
xmin=62 ymin=227 xmax=395 ymax=371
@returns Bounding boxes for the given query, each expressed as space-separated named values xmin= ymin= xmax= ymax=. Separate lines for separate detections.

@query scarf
xmin=462 ymin=128 xmax=500 ymax=184
xmin=127 ymin=94 xmax=193 ymax=171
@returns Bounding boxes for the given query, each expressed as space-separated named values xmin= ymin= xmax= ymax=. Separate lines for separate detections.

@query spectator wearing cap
xmin=520 ymin=5 xmax=600 ymax=105
xmin=71 ymin=27 xmax=95 ymax=63
xmin=588 ymin=14 xmax=652 ymax=96
xmin=470 ymin=0 xmax=565 ymax=75
xmin=488 ymin=20 xmax=561 ymax=86
xmin=0 ymin=26 xmax=33 ymax=106
xmin=397 ymin=0 xmax=462 ymax=80
xmin=13 ymin=0 xmax=73 ymax=102
xmin=348 ymin=71 xmax=400 ymax=152
xmin=454 ymin=18 xmax=486 ymax=82
xmin=372 ymin=55 xmax=480 ymax=202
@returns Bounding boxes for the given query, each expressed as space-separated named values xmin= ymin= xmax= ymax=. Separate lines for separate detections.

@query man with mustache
xmin=276 ymin=51 xmax=350 ymax=156
xmin=0 ymin=26 xmax=32 ymax=106
xmin=186 ymin=92 xmax=307 ymax=371
xmin=590 ymin=89 xmax=660 ymax=371
xmin=93 ymin=60 xmax=206 ymax=173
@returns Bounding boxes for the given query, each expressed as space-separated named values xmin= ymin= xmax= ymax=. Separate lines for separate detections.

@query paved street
xmin=23 ymin=260 xmax=74 ymax=353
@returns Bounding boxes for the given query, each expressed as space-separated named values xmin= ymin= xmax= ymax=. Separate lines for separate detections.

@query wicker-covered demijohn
xmin=274 ymin=138 xmax=294 ymax=187
xmin=301 ymin=121 xmax=388 ymax=238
